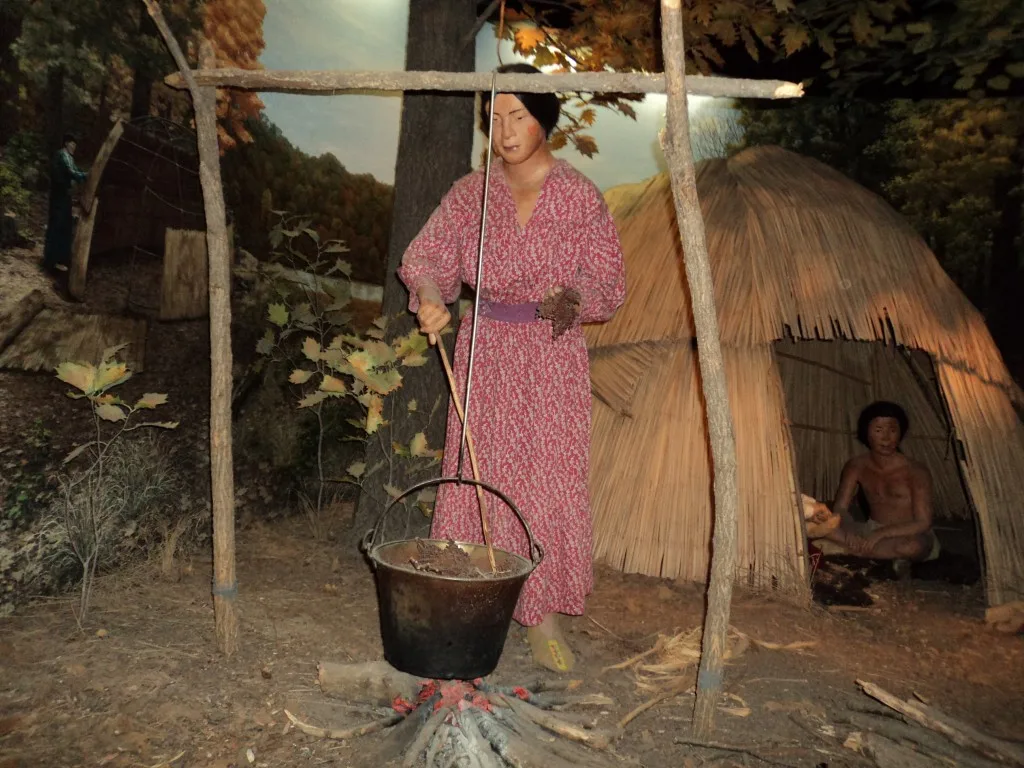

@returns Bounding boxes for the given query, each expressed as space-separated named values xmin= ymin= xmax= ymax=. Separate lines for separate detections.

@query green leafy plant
xmin=51 ymin=344 xmax=178 ymax=625
xmin=253 ymin=213 xmax=443 ymax=538
xmin=2 ymin=419 xmax=55 ymax=528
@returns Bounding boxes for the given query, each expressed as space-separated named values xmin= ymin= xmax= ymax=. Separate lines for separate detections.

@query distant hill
xmin=222 ymin=115 xmax=393 ymax=285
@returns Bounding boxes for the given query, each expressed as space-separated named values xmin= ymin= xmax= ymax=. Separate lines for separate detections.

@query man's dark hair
xmin=62 ymin=133 xmax=78 ymax=146
xmin=856 ymin=401 xmax=910 ymax=446
xmin=479 ymin=63 xmax=561 ymax=138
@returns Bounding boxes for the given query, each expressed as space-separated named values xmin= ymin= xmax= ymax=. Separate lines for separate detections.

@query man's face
xmin=65 ymin=140 xmax=77 ymax=155
xmin=867 ymin=416 xmax=901 ymax=456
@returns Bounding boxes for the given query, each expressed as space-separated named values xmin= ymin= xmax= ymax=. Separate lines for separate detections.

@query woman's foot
xmin=526 ymin=613 xmax=575 ymax=673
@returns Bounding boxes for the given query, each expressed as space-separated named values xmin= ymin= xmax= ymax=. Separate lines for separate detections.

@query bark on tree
xmin=129 ymin=14 xmax=160 ymax=119
xmin=0 ymin=4 xmax=23 ymax=145
xmin=144 ymin=0 xmax=238 ymax=655
xmin=658 ymin=0 xmax=740 ymax=739
xmin=351 ymin=0 xmax=477 ymax=542
xmin=44 ymin=66 xmax=65 ymax=158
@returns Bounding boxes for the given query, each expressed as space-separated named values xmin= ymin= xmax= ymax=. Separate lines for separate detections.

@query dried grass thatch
xmin=590 ymin=145 xmax=1024 ymax=605
xmin=0 ymin=309 xmax=147 ymax=373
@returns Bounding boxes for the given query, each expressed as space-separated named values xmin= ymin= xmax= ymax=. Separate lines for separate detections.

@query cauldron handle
xmin=362 ymin=476 xmax=544 ymax=567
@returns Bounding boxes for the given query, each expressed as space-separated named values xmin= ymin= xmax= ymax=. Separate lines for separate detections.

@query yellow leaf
xmin=407 ymin=399 xmax=418 ymax=412
xmin=364 ymin=340 xmax=397 ymax=366
xmin=319 ymin=374 xmax=347 ymax=394
xmin=579 ymin=108 xmax=596 ymax=127
xmin=135 ymin=392 xmax=168 ymax=409
xmin=781 ymin=25 xmax=810 ymax=55
xmin=987 ymin=75 xmax=1011 ymax=91
xmin=366 ymin=395 xmax=385 ymax=434
xmin=410 ymin=432 xmax=430 ymax=457
xmin=289 ymin=369 xmax=314 ymax=385
xmin=302 ymin=336 xmax=321 ymax=362
xmin=268 ymin=303 xmax=289 ymax=327
xmin=96 ymin=403 xmax=126 ymax=422
xmin=56 ymin=362 xmax=95 ymax=394
xmin=514 ymin=25 xmax=547 ymax=53
xmin=346 ymin=461 xmax=366 ymax=479
xmin=348 ymin=349 xmax=373 ymax=376
xmin=393 ymin=329 xmax=429 ymax=359
xmin=402 ymin=353 xmax=428 ymax=367
xmin=549 ymin=131 xmax=568 ymax=151
xmin=93 ymin=362 xmax=130 ymax=392
xmin=772 ymin=0 xmax=794 ymax=12
xmin=849 ymin=6 xmax=874 ymax=44
xmin=298 ymin=391 xmax=328 ymax=409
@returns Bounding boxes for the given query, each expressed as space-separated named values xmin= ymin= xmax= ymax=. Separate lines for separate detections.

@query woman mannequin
xmin=398 ymin=63 xmax=626 ymax=672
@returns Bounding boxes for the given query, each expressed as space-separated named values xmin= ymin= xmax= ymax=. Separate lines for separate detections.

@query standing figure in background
xmin=42 ymin=133 xmax=88 ymax=276
xmin=398 ymin=63 xmax=626 ymax=673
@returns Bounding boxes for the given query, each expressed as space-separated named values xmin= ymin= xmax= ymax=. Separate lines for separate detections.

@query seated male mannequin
xmin=822 ymin=401 xmax=940 ymax=564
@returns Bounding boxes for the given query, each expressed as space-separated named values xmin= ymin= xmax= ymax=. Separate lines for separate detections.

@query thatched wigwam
xmin=588 ymin=145 xmax=1024 ymax=606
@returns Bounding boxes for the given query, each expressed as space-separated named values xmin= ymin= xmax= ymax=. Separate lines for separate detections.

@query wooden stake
xmin=659 ymin=0 xmax=741 ymax=739
xmin=68 ymin=119 xmax=123 ymax=300
xmin=144 ymin=0 xmax=238 ymax=655
xmin=162 ymin=67 xmax=804 ymax=101
xmin=433 ymin=335 xmax=498 ymax=573
xmin=858 ymin=680 xmax=1024 ymax=765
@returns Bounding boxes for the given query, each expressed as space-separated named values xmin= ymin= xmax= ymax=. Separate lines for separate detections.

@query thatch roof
xmin=591 ymin=146 xmax=1020 ymax=398
xmin=588 ymin=146 xmax=1024 ymax=605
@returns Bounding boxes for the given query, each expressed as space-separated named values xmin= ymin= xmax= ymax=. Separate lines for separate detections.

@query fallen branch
xmin=618 ymin=679 xmax=692 ymax=729
xmin=162 ymin=67 xmax=804 ymax=100
xmin=843 ymin=711 xmax=1001 ymax=768
xmin=857 ymin=680 xmax=1024 ymax=765
xmin=400 ymin=707 xmax=449 ymax=768
xmin=499 ymin=693 xmax=618 ymax=750
xmin=674 ymin=737 xmax=809 ymax=767
xmin=284 ymin=708 xmax=402 ymax=740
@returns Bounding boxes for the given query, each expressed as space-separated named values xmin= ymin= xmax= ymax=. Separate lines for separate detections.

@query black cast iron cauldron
xmin=362 ymin=477 xmax=544 ymax=680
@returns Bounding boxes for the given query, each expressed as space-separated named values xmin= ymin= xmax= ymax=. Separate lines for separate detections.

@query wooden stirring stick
xmin=430 ymin=332 xmax=497 ymax=573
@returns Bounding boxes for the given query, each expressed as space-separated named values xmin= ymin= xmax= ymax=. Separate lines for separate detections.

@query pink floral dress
xmin=398 ymin=158 xmax=626 ymax=626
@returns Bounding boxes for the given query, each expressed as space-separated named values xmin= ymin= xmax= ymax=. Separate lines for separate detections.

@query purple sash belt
xmin=479 ymin=299 xmax=540 ymax=323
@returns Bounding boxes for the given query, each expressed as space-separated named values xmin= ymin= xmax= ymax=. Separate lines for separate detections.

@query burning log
xmin=288 ymin=668 xmax=622 ymax=768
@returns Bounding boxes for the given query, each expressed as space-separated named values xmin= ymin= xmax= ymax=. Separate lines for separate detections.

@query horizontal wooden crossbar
xmin=164 ymin=68 xmax=804 ymax=100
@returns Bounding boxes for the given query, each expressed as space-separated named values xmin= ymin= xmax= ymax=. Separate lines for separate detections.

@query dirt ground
xmin=2 ymin=220 xmax=1023 ymax=768
xmin=1 ymin=515 xmax=1023 ymax=768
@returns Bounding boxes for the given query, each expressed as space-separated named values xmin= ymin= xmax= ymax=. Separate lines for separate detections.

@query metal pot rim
xmin=369 ymin=537 xmax=536 ymax=583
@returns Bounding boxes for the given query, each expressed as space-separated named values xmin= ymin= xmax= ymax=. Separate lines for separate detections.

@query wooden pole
xmin=144 ymin=0 xmax=238 ymax=655
xmin=659 ymin=0 xmax=740 ymax=738
xmin=162 ymin=67 xmax=804 ymax=101
xmin=68 ymin=119 xmax=124 ymax=300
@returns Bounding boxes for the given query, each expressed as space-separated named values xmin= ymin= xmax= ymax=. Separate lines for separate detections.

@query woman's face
xmin=488 ymin=93 xmax=546 ymax=165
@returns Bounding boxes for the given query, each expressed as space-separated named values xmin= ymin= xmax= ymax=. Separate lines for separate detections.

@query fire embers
xmin=536 ymin=287 xmax=582 ymax=340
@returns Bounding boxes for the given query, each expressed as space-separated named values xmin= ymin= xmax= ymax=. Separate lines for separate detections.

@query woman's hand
xmin=543 ymin=285 xmax=564 ymax=301
xmin=416 ymin=283 xmax=451 ymax=342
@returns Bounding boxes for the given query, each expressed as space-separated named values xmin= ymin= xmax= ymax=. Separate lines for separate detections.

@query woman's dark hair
xmin=856 ymin=401 xmax=910 ymax=446
xmin=479 ymin=63 xmax=561 ymax=138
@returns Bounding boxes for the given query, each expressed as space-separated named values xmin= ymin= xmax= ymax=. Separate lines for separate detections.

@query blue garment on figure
xmin=42 ymin=148 xmax=88 ymax=271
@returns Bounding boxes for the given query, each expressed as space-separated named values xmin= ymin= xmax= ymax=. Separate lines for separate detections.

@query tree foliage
xmin=203 ymin=0 xmax=267 ymax=150
xmin=736 ymin=96 xmax=1024 ymax=375
xmin=221 ymin=116 xmax=394 ymax=284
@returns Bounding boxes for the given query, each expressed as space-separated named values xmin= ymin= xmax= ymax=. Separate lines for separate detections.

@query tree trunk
xmin=0 ymin=4 xmax=23 ymax=145
xmin=987 ymin=127 xmax=1024 ymax=380
xmin=659 ymin=0 xmax=740 ymax=740
xmin=130 ymin=12 xmax=160 ymax=118
xmin=351 ymin=0 xmax=477 ymax=542
xmin=45 ymin=66 xmax=66 ymax=159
